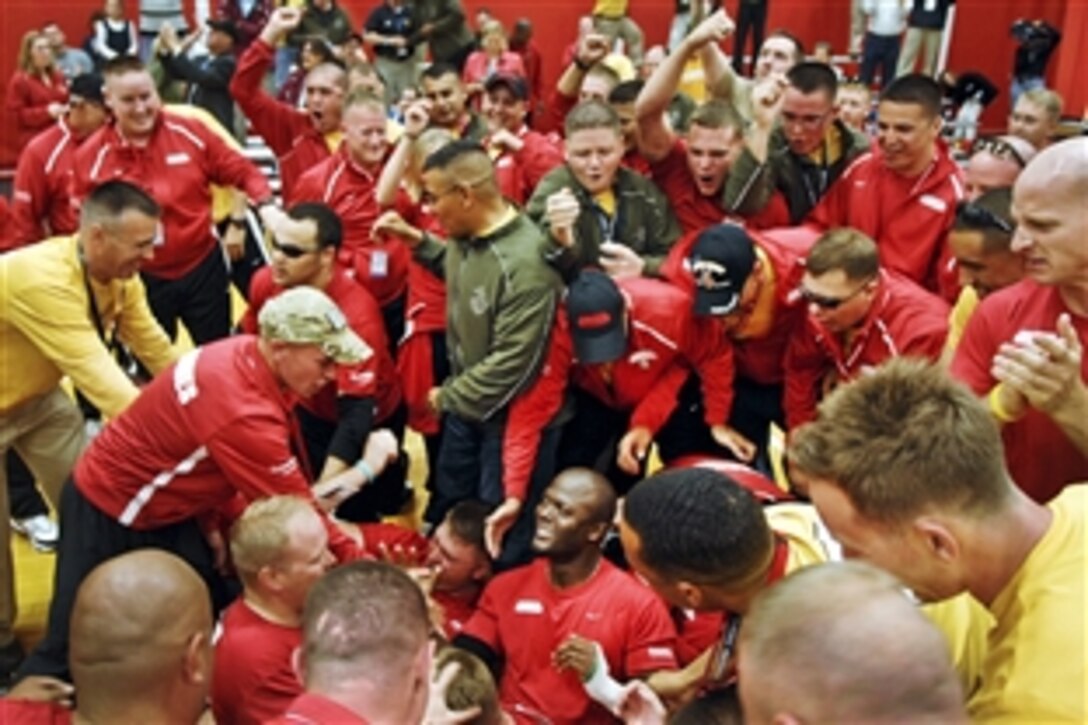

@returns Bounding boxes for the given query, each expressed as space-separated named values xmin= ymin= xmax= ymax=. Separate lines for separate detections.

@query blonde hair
xmin=230 ymin=496 xmax=316 ymax=587
xmin=17 ymin=30 xmax=53 ymax=76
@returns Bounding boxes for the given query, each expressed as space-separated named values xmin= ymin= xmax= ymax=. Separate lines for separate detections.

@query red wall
xmin=0 ymin=0 xmax=1079 ymax=170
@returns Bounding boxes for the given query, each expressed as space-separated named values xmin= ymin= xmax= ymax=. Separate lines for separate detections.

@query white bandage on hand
xmin=582 ymin=641 xmax=626 ymax=713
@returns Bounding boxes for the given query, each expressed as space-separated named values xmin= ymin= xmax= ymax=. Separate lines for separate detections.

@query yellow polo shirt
xmin=0 ymin=236 xmax=178 ymax=418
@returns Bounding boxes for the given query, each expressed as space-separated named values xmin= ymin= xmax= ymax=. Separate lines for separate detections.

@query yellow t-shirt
xmin=968 ymin=484 xmax=1088 ymax=722
xmin=922 ymin=593 xmax=994 ymax=699
xmin=593 ymin=189 xmax=617 ymax=218
xmin=945 ymin=285 xmax=979 ymax=356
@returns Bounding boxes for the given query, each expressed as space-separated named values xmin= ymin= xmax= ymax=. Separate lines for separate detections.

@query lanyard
xmin=81 ymin=253 xmax=118 ymax=352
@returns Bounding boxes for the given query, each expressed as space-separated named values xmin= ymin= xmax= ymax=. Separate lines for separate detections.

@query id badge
xmin=370 ymin=250 xmax=389 ymax=279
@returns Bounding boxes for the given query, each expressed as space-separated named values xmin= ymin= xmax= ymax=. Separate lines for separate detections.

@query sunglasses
xmin=956 ymin=201 xmax=1014 ymax=234
xmin=971 ymin=136 xmax=1026 ymax=168
xmin=270 ymin=238 xmax=318 ymax=259
xmin=798 ymin=276 xmax=875 ymax=310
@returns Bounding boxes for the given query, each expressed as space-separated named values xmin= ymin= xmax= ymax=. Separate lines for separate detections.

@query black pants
xmin=656 ymin=375 xmax=784 ymax=476
xmin=221 ymin=217 xmax=268 ymax=302
xmin=142 ymin=245 xmax=231 ymax=345
xmin=5 ymin=452 xmax=48 ymax=520
xmin=733 ymin=0 xmax=768 ymax=74
xmin=860 ymin=32 xmax=901 ymax=89
xmin=16 ymin=481 xmax=220 ymax=683
xmin=422 ymin=332 xmax=451 ymax=494
xmin=296 ymin=403 xmax=411 ymax=522
xmin=380 ymin=293 xmax=407 ymax=357
xmin=557 ymin=388 xmax=643 ymax=496
xmin=426 ymin=412 xmax=561 ymax=570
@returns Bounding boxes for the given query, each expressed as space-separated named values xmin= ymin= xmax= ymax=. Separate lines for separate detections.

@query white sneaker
xmin=11 ymin=515 xmax=59 ymax=552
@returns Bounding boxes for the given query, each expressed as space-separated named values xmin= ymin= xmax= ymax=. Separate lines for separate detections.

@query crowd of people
xmin=0 ymin=0 xmax=1085 ymax=722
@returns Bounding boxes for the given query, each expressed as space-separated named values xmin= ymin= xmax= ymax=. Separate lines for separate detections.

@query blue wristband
xmin=354 ymin=459 xmax=375 ymax=485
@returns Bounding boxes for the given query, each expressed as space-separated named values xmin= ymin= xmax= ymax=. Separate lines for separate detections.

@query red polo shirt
xmin=266 ymin=693 xmax=370 ymax=724
xmin=461 ymin=557 xmax=678 ymax=725
xmin=950 ymin=279 xmax=1088 ymax=503
xmin=491 ymin=126 xmax=564 ymax=206
xmin=211 ymin=600 xmax=302 ymax=725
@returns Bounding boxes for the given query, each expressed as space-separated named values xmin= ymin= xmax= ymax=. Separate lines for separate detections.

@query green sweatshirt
xmin=414 ymin=212 xmax=562 ymax=422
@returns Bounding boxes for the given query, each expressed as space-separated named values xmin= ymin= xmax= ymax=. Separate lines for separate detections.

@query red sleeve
xmin=515 ymin=133 xmax=564 ymax=200
xmin=335 ymin=292 xmax=389 ymax=401
xmin=629 ymin=363 xmax=689 ymax=434
xmin=805 ymin=174 xmax=847 ymax=230
xmin=535 ymin=88 xmax=577 ymax=136
xmin=289 ymin=163 xmax=324 ymax=206
xmin=240 ymin=267 xmax=275 ymax=334
xmin=6 ymin=74 xmax=57 ymax=130
xmin=949 ymin=300 xmax=1000 ymax=395
xmin=782 ymin=322 xmax=825 ymax=430
xmin=229 ymin=40 xmax=306 ymax=156
xmin=10 ymin=148 xmax=48 ymax=247
xmin=459 ymin=577 xmax=505 ymax=652
xmin=197 ymin=121 xmax=273 ymax=203
xmin=685 ymin=316 xmax=736 ymax=427
xmin=502 ymin=312 xmax=572 ymax=502
xmin=745 ymin=190 xmax=792 ymax=230
xmin=204 ymin=416 xmax=362 ymax=561
xmin=898 ymin=311 xmax=949 ymax=361
xmin=359 ymin=522 xmax=428 ymax=561
xmin=621 ymin=588 xmax=679 ymax=676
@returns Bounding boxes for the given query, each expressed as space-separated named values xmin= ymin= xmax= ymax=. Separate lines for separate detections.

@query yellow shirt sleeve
xmin=2 ymin=238 xmax=141 ymax=418
xmin=945 ymin=286 xmax=979 ymax=357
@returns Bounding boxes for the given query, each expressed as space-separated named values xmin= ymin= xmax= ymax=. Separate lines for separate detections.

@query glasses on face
xmin=971 ymin=136 xmax=1026 ymax=168
xmin=420 ymin=175 xmax=491 ymax=205
xmin=270 ymin=238 xmax=318 ymax=259
xmin=782 ymin=109 xmax=830 ymax=129
xmin=956 ymin=201 xmax=1014 ymax=234
xmin=799 ymin=276 xmax=876 ymax=310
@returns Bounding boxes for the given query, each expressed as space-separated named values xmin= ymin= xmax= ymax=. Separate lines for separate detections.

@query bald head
xmin=552 ymin=467 xmax=618 ymax=527
xmin=739 ymin=561 xmax=966 ymax=724
xmin=1016 ymin=136 xmax=1088 ymax=201
xmin=71 ymin=550 xmax=212 ymax=722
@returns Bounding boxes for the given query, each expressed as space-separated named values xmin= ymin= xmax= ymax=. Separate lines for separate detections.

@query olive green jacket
xmin=414 ymin=212 xmax=562 ymax=422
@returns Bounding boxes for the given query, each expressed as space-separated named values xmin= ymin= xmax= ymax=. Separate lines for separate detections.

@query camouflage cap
xmin=258 ymin=287 xmax=371 ymax=364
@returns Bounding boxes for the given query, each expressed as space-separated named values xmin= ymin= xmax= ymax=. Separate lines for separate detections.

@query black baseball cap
xmin=566 ymin=270 xmax=627 ymax=364
xmin=484 ymin=73 xmax=529 ymax=101
xmin=689 ymin=224 xmax=757 ymax=316
xmin=69 ymin=73 xmax=104 ymax=105
xmin=206 ymin=19 xmax=239 ymax=44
